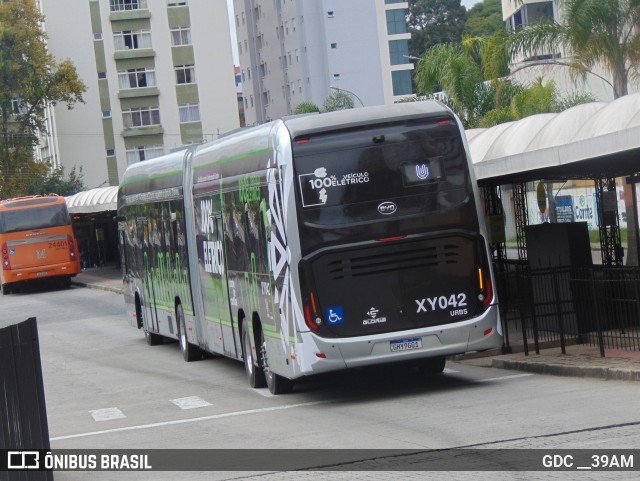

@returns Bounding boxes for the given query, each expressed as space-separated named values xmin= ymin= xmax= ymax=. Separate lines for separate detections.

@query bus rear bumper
xmin=1 ymin=261 xmax=80 ymax=284
xmin=297 ymin=308 xmax=502 ymax=374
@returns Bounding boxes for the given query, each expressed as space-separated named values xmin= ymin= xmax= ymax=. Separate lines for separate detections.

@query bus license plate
xmin=390 ymin=338 xmax=422 ymax=352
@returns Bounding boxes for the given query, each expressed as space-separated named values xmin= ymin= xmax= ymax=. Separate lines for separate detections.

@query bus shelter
xmin=65 ymin=186 xmax=119 ymax=269
xmin=466 ymin=92 xmax=640 ymax=355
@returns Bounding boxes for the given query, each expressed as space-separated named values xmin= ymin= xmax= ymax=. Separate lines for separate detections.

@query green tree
xmin=292 ymin=101 xmax=321 ymax=114
xmin=25 ymin=166 xmax=85 ymax=196
xmin=408 ymin=0 xmax=467 ymax=59
xmin=464 ymin=0 xmax=504 ymax=38
xmin=508 ymin=0 xmax=640 ymax=99
xmin=0 ymin=0 xmax=85 ymax=198
xmin=322 ymin=90 xmax=354 ymax=112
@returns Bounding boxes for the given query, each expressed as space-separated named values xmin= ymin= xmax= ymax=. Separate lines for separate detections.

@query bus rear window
xmin=292 ymin=121 xmax=471 ymax=226
xmin=0 ymin=204 xmax=71 ymax=233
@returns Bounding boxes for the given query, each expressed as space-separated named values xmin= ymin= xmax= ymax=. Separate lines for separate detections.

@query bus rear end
xmin=0 ymin=195 xmax=80 ymax=294
xmin=289 ymin=106 xmax=501 ymax=373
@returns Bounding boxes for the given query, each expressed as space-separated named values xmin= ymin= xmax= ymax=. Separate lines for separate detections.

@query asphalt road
xmin=2 ymin=284 xmax=639 ymax=480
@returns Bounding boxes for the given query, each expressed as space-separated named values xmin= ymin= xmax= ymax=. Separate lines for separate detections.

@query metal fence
xmin=496 ymin=263 xmax=640 ymax=357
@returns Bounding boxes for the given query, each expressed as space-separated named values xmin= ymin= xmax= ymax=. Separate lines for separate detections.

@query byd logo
xmin=377 ymin=202 xmax=397 ymax=215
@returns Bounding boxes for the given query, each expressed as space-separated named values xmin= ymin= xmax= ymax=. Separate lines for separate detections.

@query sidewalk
xmin=71 ymin=264 xmax=123 ymax=294
xmin=72 ymin=265 xmax=640 ymax=382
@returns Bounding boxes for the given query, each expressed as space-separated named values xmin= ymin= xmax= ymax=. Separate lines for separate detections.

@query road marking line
xmin=476 ymin=373 xmax=533 ymax=383
xmin=89 ymin=407 xmax=126 ymax=422
xmin=443 ymin=368 xmax=459 ymax=374
xmin=52 ymin=400 xmax=332 ymax=441
xmin=171 ymin=396 xmax=212 ymax=410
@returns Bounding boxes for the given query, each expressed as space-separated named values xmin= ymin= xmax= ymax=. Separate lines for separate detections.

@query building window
xmin=386 ymin=9 xmax=408 ymax=35
xmin=167 ymin=0 xmax=187 ymax=6
xmin=98 ymin=71 xmax=107 ymax=79
xmin=118 ymin=67 xmax=156 ymax=89
xmin=384 ymin=0 xmax=405 ymax=3
xmin=392 ymin=70 xmax=412 ymax=95
xmin=102 ymin=110 xmax=112 ymax=118
xmin=175 ymin=64 xmax=195 ymax=84
xmin=126 ymin=145 xmax=164 ymax=164
xmin=327 ymin=11 xmax=334 ymax=18
xmin=170 ymin=26 xmax=191 ymax=46
xmin=179 ymin=103 xmax=200 ymax=123
xmin=114 ymin=30 xmax=152 ymax=50
xmin=122 ymin=106 xmax=160 ymax=128
xmin=94 ymin=33 xmax=103 ymax=41
xmin=389 ymin=39 xmax=409 ymax=65
xmin=333 ymin=73 xmax=341 ymax=80
xmin=106 ymin=149 xmax=115 ymax=156
xmin=110 ymin=0 xmax=147 ymax=11
xmin=330 ymin=42 xmax=337 ymax=49
xmin=11 ymin=99 xmax=24 ymax=115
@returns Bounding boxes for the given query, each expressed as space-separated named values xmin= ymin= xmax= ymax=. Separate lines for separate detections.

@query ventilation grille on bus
xmin=324 ymin=244 xmax=461 ymax=281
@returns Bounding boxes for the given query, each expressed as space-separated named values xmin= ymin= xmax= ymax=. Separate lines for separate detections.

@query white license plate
xmin=390 ymin=338 xmax=422 ymax=352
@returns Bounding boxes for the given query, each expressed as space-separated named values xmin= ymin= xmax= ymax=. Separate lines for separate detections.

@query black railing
xmin=496 ymin=265 xmax=640 ymax=357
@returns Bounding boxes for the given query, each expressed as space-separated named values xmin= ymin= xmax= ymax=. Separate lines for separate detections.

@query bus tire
xmin=242 ymin=321 xmax=266 ymax=388
xmin=260 ymin=329 xmax=293 ymax=395
xmin=177 ymin=304 xmax=201 ymax=362
xmin=418 ymin=356 xmax=446 ymax=375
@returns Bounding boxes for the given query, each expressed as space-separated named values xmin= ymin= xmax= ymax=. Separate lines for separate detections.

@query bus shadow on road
xmin=289 ymin=361 xmax=481 ymax=401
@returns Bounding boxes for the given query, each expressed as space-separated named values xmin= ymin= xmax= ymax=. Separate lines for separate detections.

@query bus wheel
xmin=144 ymin=330 xmax=163 ymax=346
xmin=260 ymin=330 xmax=293 ymax=395
xmin=418 ymin=356 xmax=446 ymax=375
xmin=241 ymin=322 xmax=266 ymax=388
xmin=177 ymin=304 xmax=201 ymax=362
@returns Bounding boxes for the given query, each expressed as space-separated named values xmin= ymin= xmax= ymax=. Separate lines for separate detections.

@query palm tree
xmin=508 ymin=0 xmax=640 ymax=99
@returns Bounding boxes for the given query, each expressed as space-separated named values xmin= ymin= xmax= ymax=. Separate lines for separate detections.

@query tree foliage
xmin=508 ymin=0 xmax=640 ymax=98
xmin=24 ymin=166 xmax=85 ymax=197
xmin=292 ymin=102 xmax=321 ymax=114
xmin=0 ymin=0 xmax=86 ymax=198
xmin=322 ymin=90 xmax=355 ymax=112
xmin=407 ymin=0 xmax=467 ymax=59
xmin=464 ymin=0 xmax=504 ymax=38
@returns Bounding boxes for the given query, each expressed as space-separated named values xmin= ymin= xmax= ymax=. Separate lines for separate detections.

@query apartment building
xmin=40 ymin=0 xmax=240 ymax=189
xmin=233 ymin=0 xmax=413 ymax=125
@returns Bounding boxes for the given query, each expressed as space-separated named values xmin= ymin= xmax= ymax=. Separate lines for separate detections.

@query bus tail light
xmin=304 ymin=304 xmax=318 ymax=331
xmin=477 ymin=267 xmax=493 ymax=309
xmin=2 ymin=243 xmax=10 ymax=270
xmin=67 ymin=235 xmax=77 ymax=260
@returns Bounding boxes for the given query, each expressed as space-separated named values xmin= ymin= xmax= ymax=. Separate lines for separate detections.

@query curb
xmin=71 ymin=281 xmax=123 ymax=295
xmin=492 ymin=359 xmax=640 ymax=382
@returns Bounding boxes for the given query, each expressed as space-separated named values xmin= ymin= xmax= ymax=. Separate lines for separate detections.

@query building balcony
xmin=121 ymin=125 xmax=163 ymax=138
xmin=114 ymin=48 xmax=155 ymax=60
xmin=118 ymin=87 xmax=160 ymax=99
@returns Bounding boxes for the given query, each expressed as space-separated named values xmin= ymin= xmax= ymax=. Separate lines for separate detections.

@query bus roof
xmin=283 ymin=100 xmax=454 ymax=140
xmin=0 ymin=194 xmax=63 ymax=209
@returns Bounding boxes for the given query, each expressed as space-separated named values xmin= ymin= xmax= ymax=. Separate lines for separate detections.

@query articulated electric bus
xmin=1 ymin=194 xmax=81 ymax=294
xmin=117 ymin=101 xmax=502 ymax=394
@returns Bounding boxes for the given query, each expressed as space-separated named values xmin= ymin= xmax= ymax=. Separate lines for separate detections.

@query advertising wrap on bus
xmin=118 ymin=102 xmax=502 ymax=395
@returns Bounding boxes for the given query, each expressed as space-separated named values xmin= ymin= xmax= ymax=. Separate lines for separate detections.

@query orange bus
xmin=0 ymin=194 xmax=81 ymax=294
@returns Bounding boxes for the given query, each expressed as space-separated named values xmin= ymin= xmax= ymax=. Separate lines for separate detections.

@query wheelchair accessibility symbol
xmin=326 ymin=306 xmax=344 ymax=325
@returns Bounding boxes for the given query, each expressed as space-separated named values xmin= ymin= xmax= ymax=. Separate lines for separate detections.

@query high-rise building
xmin=40 ymin=0 xmax=240 ymax=189
xmin=233 ymin=0 xmax=413 ymax=125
